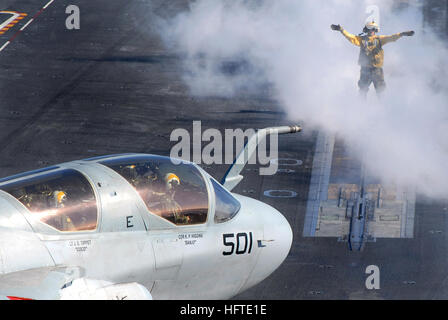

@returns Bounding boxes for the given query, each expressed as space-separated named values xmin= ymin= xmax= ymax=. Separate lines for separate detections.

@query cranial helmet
xmin=165 ymin=173 xmax=180 ymax=190
xmin=364 ymin=21 xmax=379 ymax=33
xmin=55 ymin=191 xmax=67 ymax=204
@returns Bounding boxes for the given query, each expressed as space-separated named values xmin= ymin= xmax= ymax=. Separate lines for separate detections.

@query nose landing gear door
xmin=150 ymin=235 xmax=183 ymax=299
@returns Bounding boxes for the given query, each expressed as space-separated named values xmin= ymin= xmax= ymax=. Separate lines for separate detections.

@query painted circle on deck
xmin=263 ymin=190 xmax=298 ymax=198
xmin=270 ymin=158 xmax=303 ymax=166
xmin=276 ymin=168 xmax=296 ymax=173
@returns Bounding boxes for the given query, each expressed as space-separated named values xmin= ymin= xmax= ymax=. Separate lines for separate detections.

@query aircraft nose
xmin=260 ymin=204 xmax=293 ymax=268
xmin=241 ymin=202 xmax=293 ymax=291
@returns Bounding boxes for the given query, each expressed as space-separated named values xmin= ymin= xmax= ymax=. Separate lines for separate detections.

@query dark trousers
xmin=358 ymin=67 xmax=386 ymax=97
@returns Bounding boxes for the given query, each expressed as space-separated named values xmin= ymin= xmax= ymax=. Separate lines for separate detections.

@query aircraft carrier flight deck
xmin=1 ymin=0 xmax=448 ymax=299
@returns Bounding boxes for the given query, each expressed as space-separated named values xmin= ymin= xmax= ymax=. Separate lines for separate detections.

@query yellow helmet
xmin=55 ymin=191 xmax=67 ymax=204
xmin=165 ymin=173 xmax=180 ymax=190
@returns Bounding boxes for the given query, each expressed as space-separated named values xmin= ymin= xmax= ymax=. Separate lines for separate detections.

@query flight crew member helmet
xmin=54 ymin=190 xmax=67 ymax=207
xmin=165 ymin=173 xmax=180 ymax=190
xmin=364 ymin=21 xmax=379 ymax=33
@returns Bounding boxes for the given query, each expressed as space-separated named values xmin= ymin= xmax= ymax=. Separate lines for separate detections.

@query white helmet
xmin=364 ymin=21 xmax=379 ymax=33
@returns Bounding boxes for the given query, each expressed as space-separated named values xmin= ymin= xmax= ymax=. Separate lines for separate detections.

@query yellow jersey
xmin=340 ymin=29 xmax=402 ymax=68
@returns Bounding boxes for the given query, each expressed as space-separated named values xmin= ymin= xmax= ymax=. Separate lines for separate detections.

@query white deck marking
xmin=0 ymin=0 xmax=56 ymax=53
xmin=0 ymin=40 xmax=10 ymax=52
xmin=43 ymin=0 xmax=55 ymax=10
xmin=19 ymin=18 xmax=34 ymax=31
xmin=0 ymin=12 xmax=20 ymax=31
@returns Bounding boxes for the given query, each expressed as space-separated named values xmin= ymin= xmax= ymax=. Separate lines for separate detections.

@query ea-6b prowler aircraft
xmin=0 ymin=125 xmax=301 ymax=300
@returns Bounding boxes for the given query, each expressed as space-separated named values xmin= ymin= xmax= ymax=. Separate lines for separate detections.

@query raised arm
xmin=331 ymin=24 xmax=361 ymax=47
xmin=380 ymin=31 xmax=414 ymax=45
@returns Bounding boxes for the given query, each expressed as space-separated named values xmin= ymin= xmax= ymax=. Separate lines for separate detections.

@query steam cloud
xmin=156 ymin=0 xmax=448 ymax=198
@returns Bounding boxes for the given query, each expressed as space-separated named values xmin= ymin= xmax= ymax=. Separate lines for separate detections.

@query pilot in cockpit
xmin=163 ymin=173 xmax=189 ymax=224
xmin=52 ymin=190 xmax=67 ymax=208
xmin=140 ymin=171 xmax=187 ymax=224
xmin=51 ymin=190 xmax=75 ymax=231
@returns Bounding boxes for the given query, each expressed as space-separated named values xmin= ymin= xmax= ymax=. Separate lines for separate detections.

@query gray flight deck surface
xmin=1 ymin=0 xmax=448 ymax=299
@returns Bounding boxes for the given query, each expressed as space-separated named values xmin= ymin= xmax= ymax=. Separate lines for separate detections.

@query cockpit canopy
xmin=0 ymin=169 xmax=98 ymax=232
xmin=100 ymin=155 xmax=209 ymax=226
xmin=0 ymin=154 xmax=240 ymax=233
xmin=211 ymin=179 xmax=241 ymax=223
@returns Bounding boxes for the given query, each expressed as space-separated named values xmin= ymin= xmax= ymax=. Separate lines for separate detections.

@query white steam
xmin=157 ymin=0 xmax=448 ymax=198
